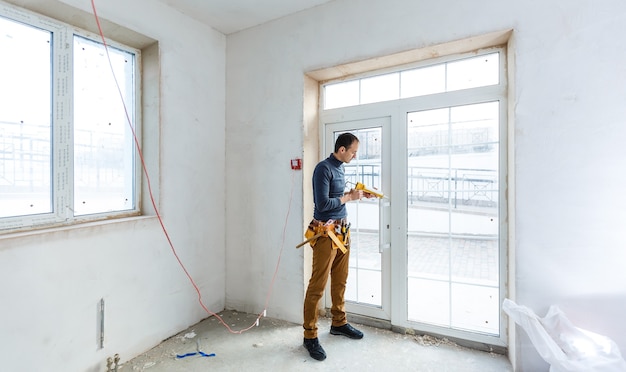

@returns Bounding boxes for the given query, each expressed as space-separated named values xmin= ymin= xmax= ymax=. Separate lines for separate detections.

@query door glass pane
xmin=408 ymin=277 xmax=449 ymax=326
xmin=73 ymin=36 xmax=135 ymax=216
xmin=340 ymin=127 xmax=382 ymax=307
xmin=0 ymin=16 xmax=52 ymax=218
xmin=407 ymin=102 xmax=500 ymax=335
xmin=451 ymin=283 xmax=499 ymax=333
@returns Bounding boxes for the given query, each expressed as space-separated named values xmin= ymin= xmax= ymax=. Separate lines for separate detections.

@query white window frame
xmin=322 ymin=50 xmax=502 ymax=111
xmin=318 ymin=46 xmax=509 ymax=348
xmin=0 ymin=2 xmax=142 ymax=233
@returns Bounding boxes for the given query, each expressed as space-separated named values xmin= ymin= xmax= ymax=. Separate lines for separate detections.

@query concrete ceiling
xmin=157 ymin=0 xmax=335 ymax=35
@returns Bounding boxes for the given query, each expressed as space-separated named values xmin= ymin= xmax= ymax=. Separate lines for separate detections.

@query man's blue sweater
xmin=313 ymin=154 xmax=347 ymax=221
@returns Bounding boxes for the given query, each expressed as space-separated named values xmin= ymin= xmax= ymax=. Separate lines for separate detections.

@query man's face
xmin=338 ymin=141 xmax=359 ymax=163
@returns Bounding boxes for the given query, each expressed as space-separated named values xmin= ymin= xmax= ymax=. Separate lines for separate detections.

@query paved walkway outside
xmin=347 ymin=229 xmax=500 ymax=335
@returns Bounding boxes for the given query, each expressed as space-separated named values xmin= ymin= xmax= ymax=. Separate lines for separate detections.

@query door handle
xmin=379 ymin=199 xmax=391 ymax=253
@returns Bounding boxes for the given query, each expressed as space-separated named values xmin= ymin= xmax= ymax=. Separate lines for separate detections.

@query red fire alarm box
xmin=291 ymin=158 xmax=302 ymax=170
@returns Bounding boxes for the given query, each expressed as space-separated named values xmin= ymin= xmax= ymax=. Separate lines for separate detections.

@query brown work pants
xmin=303 ymin=234 xmax=350 ymax=339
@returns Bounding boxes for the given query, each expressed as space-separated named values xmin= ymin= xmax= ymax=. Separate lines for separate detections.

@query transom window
xmin=323 ymin=52 xmax=499 ymax=110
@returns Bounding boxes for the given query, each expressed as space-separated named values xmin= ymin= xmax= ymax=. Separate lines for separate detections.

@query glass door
xmin=406 ymin=101 xmax=501 ymax=336
xmin=318 ymin=47 xmax=507 ymax=346
xmin=324 ymin=117 xmax=390 ymax=320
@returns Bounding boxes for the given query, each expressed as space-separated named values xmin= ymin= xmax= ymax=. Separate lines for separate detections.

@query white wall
xmin=0 ymin=0 xmax=226 ymax=371
xmin=225 ymin=0 xmax=626 ymax=370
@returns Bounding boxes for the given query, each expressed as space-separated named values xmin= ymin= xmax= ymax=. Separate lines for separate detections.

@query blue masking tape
xmin=176 ymin=351 xmax=216 ymax=359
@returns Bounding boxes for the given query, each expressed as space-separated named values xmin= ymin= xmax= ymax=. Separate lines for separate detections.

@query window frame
xmin=0 ymin=3 xmax=143 ymax=233
xmin=317 ymin=45 xmax=509 ymax=347
xmin=321 ymin=49 xmax=503 ymax=111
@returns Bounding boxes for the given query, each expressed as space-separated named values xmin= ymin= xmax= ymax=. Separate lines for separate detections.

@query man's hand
xmin=342 ymin=188 xmax=363 ymax=204
xmin=349 ymin=188 xmax=363 ymax=201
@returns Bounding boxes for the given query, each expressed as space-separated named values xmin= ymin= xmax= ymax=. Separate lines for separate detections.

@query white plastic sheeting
xmin=503 ymin=299 xmax=626 ymax=372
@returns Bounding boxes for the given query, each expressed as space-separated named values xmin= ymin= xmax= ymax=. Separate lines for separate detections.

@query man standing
xmin=302 ymin=132 xmax=371 ymax=361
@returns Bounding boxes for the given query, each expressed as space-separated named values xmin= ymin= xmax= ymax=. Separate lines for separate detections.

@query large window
xmin=0 ymin=5 xmax=140 ymax=231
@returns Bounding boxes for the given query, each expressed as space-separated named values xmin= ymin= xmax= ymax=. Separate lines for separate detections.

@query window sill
xmin=0 ymin=215 xmax=157 ymax=242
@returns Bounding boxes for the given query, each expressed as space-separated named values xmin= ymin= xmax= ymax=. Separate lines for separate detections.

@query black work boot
xmin=303 ymin=337 xmax=326 ymax=361
xmin=330 ymin=323 xmax=364 ymax=339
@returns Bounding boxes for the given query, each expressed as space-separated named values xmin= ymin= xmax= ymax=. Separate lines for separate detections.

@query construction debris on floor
xmin=119 ymin=310 xmax=513 ymax=371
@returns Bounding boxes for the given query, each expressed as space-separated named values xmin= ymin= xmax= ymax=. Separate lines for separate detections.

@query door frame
xmin=308 ymin=41 xmax=512 ymax=351
xmin=321 ymin=113 xmax=392 ymax=321
xmin=319 ymin=98 xmax=508 ymax=348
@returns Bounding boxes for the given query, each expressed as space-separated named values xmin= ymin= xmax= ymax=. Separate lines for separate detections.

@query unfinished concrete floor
xmin=119 ymin=310 xmax=513 ymax=372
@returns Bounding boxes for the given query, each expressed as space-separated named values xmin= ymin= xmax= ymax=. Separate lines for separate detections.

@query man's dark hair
xmin=334 ymin=133 xmax=359 ymax=153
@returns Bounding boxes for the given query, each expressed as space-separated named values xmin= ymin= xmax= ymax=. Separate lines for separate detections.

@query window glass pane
xmin=324 ymin=51 xmax=500 ymax=111
xmin=449 ymin=101 xmax=499 ymax=233
xmin=408 ymin=107 xmax=449 ymax=128
xmin=450 ymin=101 xmax=499 ymax=144
xmin=324 ymin=80 xmax=359 ymax=109
xmin=0 ymin=16 xmax=52 ymax=218
xmin=401 ymin=64 xmax=445 ymax=98
xmin=446 ymin=52 xmax=499 ymax=91
xmin=360 ymin=72 xmax=399 ymax=105
xmin=73 ymin=36 xmax=135 ymax=216
xmin=407 ymin=101 xmax=500 ymax=335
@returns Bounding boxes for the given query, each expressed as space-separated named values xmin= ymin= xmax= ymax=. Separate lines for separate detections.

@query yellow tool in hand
xmin=355 ymin=182 xmax=384 ymax=198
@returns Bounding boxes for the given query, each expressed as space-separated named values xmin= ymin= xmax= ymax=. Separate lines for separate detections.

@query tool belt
xmin=296 ymin=219 xmax=350 ymax=253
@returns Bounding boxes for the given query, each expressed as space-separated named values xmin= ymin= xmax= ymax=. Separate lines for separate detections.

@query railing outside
xmin=343 ymin=163 xmax=497 ymax=209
